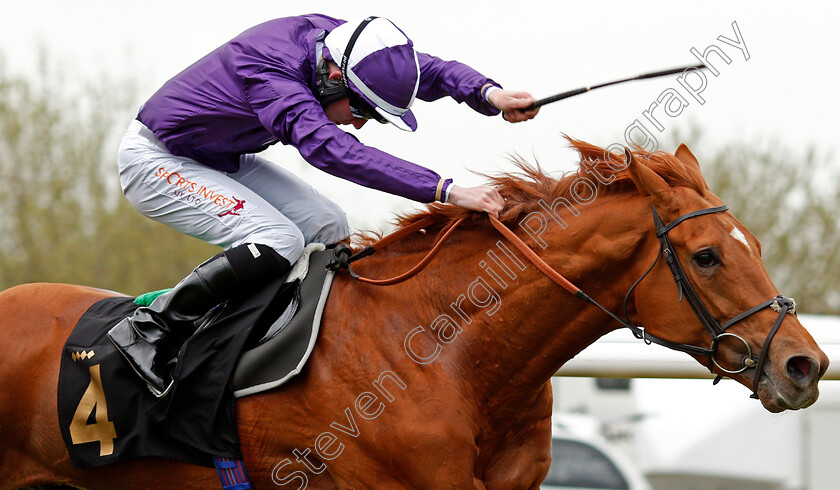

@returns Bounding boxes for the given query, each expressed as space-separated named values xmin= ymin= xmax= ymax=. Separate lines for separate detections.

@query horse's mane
xmin=357 ymin=137 xmax=707 ymax=246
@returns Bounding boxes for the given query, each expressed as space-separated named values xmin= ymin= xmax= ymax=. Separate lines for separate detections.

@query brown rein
xmin=341 ymin=216 xmax=465 ymax=286
xmin=487 ymin=216 xmax=580 ymax=295
xmin=339 ymin=214 xmax=582 ymax=295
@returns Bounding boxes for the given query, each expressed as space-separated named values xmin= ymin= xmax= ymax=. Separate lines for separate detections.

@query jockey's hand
xmin=447 ymin=185 xmax=505 ymax=218
xmin=488 ymin=89 xmax=540 ymax=123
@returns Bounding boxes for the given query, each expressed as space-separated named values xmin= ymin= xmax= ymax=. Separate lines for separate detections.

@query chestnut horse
xmin=0 ymin=140 xmax=828 ymax=489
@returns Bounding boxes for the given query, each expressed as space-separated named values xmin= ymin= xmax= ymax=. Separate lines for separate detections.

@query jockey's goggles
xmin=349 ymin=93 xmax=388 ymax=124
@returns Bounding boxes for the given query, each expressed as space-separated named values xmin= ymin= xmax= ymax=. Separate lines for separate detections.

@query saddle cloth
xmin=57 ymin=246 xmax=335 ymax=468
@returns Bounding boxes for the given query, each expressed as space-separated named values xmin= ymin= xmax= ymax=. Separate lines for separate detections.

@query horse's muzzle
xmin=756 ymin=351 xmax=828 ymax=412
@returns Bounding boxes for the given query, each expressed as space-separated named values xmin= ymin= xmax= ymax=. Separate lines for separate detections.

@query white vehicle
xmin=542 ymin=415 xmax=651 ymax=490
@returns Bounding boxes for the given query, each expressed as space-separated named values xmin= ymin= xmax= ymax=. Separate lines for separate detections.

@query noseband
xmin=587 ymin=204 xmax=797 ymax=398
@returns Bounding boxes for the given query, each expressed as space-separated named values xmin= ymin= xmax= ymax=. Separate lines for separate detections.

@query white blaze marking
xmin=730 ymin=226 xmax=751 ymax=251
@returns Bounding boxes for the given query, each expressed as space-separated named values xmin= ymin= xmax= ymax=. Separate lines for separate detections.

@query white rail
xmin=556 ymin=314 xmax=840 ymax=380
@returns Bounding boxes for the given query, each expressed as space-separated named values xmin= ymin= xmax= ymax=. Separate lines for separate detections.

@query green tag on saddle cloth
xmin=134 ymin=288 xmax=172 ymax=307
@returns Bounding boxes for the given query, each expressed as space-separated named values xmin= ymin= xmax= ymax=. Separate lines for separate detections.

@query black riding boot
xmin=108 ymin=243 xmax=291 ymax=397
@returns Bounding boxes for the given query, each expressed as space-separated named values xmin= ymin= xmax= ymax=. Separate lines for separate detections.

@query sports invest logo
xmin=218 ymin=198 xmax=246 ymax=217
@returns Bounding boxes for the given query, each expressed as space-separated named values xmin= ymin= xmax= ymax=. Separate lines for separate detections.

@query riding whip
xmin=523 ymin=63 xmax=708 ymax=111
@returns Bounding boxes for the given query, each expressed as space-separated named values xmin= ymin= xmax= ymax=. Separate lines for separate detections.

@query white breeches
xmin=117 ymin=119 xmax=350 ymax=264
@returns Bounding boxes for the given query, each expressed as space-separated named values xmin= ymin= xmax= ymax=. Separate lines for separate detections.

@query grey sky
xmin=2 ymin=0 xmax=837 ymax=230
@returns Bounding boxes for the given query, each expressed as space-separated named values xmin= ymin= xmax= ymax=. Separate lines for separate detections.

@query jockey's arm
xmin=415 ymin=53 xmax=538 ymax=123
xmin=253 ymin=68 xmax=509 ymax=216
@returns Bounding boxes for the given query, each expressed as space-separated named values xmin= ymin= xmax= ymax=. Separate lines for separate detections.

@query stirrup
xmin=110 ymin=339 xmax=174 ymax=397
xmin=107 ymin=321 xmax=175 ymax=398
xmin=148 ymin=378 xmax=175 ymax=398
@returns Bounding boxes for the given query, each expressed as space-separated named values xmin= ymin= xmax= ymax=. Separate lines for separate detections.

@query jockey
xmin=109 ymin=14 xmax=540 ymax=397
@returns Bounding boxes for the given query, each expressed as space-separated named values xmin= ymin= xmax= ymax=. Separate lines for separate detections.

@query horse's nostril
xmin=819 ymin=355 xmax=830 ymax=377
xmin=786 ymin=356 xmax=815 ymax=384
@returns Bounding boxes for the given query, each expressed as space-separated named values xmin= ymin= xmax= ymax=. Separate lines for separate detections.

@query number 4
xmin=69 ymin=364 xmax=117 ymax=456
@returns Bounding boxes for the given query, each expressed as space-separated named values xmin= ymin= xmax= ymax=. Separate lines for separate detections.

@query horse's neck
xmin=437 ymin=196 xmax=652 ymax=419
xmin=355 ymin=196 xmax=651 ymax=425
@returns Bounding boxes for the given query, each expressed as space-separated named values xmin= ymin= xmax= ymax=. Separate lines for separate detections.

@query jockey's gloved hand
xmin=447 ymin=185 xmax=505 ymax=218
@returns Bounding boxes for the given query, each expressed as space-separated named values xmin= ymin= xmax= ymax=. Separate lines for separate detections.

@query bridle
xmin=585 ymin=203 xmax=797 ymax=398
xmin=330 ymin=150 xmax=797 ymax=399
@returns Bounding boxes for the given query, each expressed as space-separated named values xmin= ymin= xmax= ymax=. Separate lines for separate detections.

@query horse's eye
xmin=694 ymin=250 xmax=719 ymax=268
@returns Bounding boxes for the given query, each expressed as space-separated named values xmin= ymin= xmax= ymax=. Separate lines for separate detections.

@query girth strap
xmin=213 ymin=456 xmax=252 ymax=490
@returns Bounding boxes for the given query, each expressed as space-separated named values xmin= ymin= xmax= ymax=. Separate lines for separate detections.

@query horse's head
xmin=626 ymin=144 xmax=828 ymax=412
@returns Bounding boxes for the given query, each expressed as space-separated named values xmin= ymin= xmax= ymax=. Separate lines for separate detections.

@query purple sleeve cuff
xmin=438 ymin=178 xmax=453 ymax=202
xmin=482 ymin=84 xmax=502 ymax=106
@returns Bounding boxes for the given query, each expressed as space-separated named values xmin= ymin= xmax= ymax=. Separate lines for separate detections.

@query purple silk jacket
xmin=137 ymin=14 xmax=502 ymax=203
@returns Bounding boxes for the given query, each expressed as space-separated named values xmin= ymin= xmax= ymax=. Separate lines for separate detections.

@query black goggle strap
xmin=315 ymin=30 xmax=349 ymax=107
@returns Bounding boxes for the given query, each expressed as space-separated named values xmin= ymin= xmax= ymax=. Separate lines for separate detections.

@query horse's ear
xmin=625 ymin=148 xmax=671 ymax=205
xmin=675 ymin=143 xmax=699 ymax=170
xmin=675 ymin=143 xmax=710 ymax=190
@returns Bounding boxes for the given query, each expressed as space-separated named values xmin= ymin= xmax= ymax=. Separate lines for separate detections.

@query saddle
xmin=233 ymin=246 xmax=335 ymax=396
xmin=57 ymin=245 xmax=336 ymax=468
